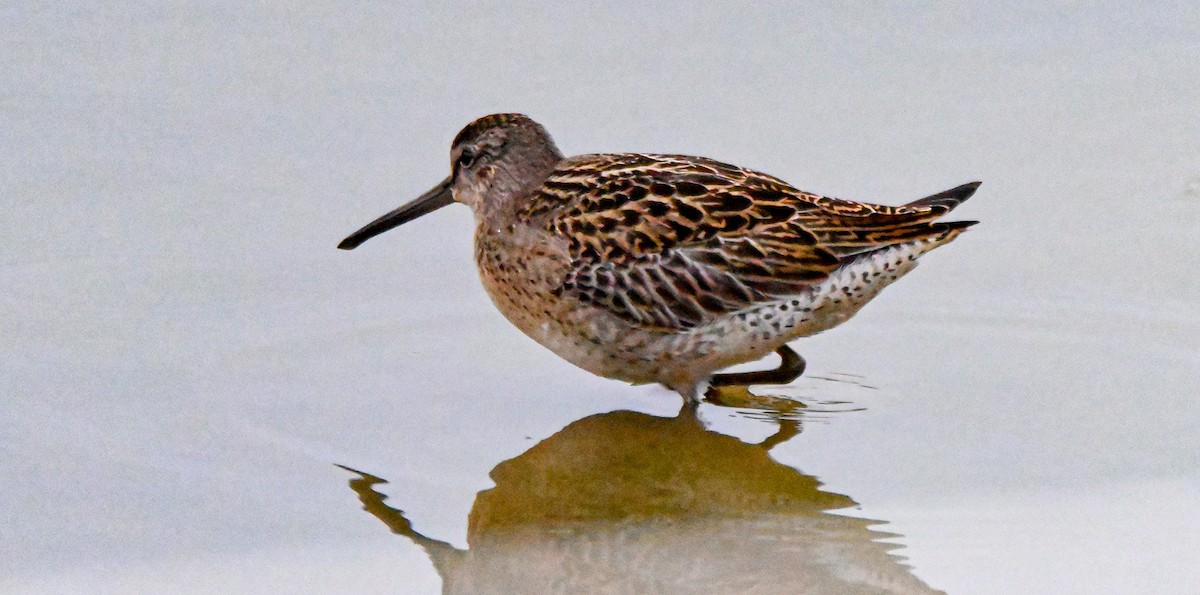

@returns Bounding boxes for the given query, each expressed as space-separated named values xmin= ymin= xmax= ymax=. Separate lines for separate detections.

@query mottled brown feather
xmin=525 ymin=154 xmax=976 ymax=331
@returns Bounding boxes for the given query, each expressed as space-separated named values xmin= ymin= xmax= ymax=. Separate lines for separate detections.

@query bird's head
xmin=338 ymin=113 xmax=562 ymax=250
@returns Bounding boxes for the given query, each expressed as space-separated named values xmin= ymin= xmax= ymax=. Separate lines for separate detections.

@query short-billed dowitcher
xmin=339 ymin=114 xmax=979 ymax=401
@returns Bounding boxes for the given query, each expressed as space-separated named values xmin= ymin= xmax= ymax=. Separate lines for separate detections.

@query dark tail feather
xmin=906 ymin=181 xmax=982 ymax=211
xmin=838 ymin=217 xmax=977 ymax=265
xmin=937 ymin=219 xmax=979 ymax=232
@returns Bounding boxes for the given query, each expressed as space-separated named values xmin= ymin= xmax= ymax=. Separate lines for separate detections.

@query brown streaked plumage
xmin=339 ymin=113 xmax=980 ymax=401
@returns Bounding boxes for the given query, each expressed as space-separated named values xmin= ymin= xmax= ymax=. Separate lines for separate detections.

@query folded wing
xmin=533 ymin=154 xmax=977 ymax=331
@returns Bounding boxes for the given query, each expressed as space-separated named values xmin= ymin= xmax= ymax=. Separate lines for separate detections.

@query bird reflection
xmin=340 ymin=396 xmax=941 ymax=594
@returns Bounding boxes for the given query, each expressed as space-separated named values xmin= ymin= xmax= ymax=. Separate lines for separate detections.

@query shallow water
xmin=4 ymin=4 xmax=1198 ymax=594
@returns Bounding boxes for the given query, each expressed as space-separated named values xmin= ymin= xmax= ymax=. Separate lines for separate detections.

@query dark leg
xmin=710 ymin=345 xmax=806 ymax=387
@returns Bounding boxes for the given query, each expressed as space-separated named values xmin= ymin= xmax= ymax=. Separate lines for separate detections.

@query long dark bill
xmin=337 ymin=177 xmax=453 ymax=250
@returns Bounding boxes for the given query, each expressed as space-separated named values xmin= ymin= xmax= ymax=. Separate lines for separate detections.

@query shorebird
xmin=339 ymin=114 xmax=979 ymax=401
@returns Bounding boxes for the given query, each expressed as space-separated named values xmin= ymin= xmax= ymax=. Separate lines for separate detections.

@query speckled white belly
xmin=653 ymin=235 xmax=956 ymax=386
xmin=483 ymin=231 xmax=960 ymax=394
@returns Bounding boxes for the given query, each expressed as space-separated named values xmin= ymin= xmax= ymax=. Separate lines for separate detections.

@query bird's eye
xmin=456 ymin=149 xmax=477 ymax=168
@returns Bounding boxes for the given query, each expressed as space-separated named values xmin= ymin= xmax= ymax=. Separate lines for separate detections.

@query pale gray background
xmin=3 ymin=2 xmax=1198 ymax=593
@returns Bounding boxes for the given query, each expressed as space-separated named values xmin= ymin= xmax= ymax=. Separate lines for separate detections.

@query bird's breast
xmin=474 ymin=224 xmax=574 ymax=336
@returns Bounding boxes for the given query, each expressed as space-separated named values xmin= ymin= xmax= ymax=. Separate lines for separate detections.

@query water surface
xmin=3 ymin=3 xmax=1198 ymax=593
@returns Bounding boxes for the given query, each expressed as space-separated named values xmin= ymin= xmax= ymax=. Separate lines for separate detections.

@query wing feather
xmin=532 ymin=154 xmax=975 ymax=331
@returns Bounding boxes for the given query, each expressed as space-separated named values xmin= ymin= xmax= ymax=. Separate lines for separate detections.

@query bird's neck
xmin=478 ymin=151 xmax=563 ymax=228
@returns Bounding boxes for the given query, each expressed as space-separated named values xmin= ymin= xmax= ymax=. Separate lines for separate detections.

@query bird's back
xmin=518 ymin=153 xmax=978 ymax=333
